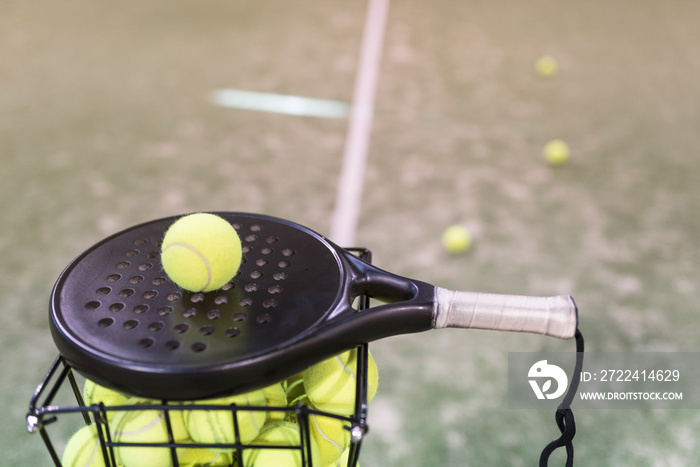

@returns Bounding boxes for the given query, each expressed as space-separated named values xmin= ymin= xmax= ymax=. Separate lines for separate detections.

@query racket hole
xmin=119 ymin=289 xmax=135 ymax=298
xmin=242 ymin=246 xmax=252 ymax=254
xmin=165 ymin=340 xmax=180 ymax=351
xmin=191 ymin=293 xmax=205 ymax=303
xmin=255 ymin=258 xmax=268 ymax=267
xmin=97 ymin=287 xmax=111 ymax=296
xmin=148 ymin=251 xmax=159 ymax=259
xmin=250 ymin=224 xmax=262 ymax=232
xmin=232 ymin=312 xmax=247 ymax=322
xmin=261 ymin=248 xmax=272 ymax=255
xmin=199 ymin=325 xmax=215 ymax=335
xmin=214 ymin=295 xmax=228 ymax=305
xmin=232 ymin=223 xmax=242 ymax=230
xmin=225 ymin=327 xmax=240 ymax=338
xmin=245 ymin=234 xmax=258 ymax=243
xmin=98 ymin=318 xmax=114 ymax=328
xmin=134 ymin=238 xmax=148 ymax=246
xmin=85 ymin=301 xmax=101 ymax=310
xmin=267 ymin=285 xmax=282 ymax=294
xmin=250 ymin=271 xmax=263 ymax=279
xmin=109 ymin=303 xmax=125 ymax=312
xmin=207 ymin=309 xmax=221 ymax=320
xmin=139 ymin=338 xmax=155 ymax=348
xmin=117 ymin=262 xmax=131 ymax=270
xmin=239 ymin=298 xmax=253 ymax=307
xmin=174 ymin=323 xmax=189 ymax=333
xmin=192 ymin=342 xmax=206 ymax=352
xmin=167 ymin=292 xmax=182 ymax=302
xmin=183 ymin=308 xmax=197 ymax=318
xmin=134 ymin=305 xmax=148 ymax=314
xmin=262 ymin=299 xmax=278 ymax=309
xmin=123 ymin=319 xmax=139 ymax=330
xmin=152 ymin=277 xmax=167 ymax=286
xmin=143 ymin=290 xmax=157 ymax=299
xmin=222 ymin=282 xmax=235 ymax=291
xmin=256 ymin=313 xmax=272 ymax=324
xmin=244 ymin=283 xmax=259 ymax=293
xmin=130 ymin=275 xmax=144 ymax=284
xmin=282 ymin=248 xmax=295 ymax=257
xmin=266 ymin=236 xmax=278 ymax=244
xmin=158 ymin=306 xmax=173 ymax=316
xmin=277 ymin=261 xmax=290 ymax=269
xmin=273 ymin=273 xmax=287 ymax=281
xmin=125 ymin=250 xmax=139 ymax=258
xmin=107 ymin=274 xmax=121 ymax=282
xmin=138 ymin=263 xmax=153 ymax=271
xmin=148 ymin=321 xmax=164 ymax=332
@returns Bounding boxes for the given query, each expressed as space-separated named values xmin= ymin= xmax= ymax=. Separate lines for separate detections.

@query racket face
xmin=50 ymin=213 xmax=365 ymax=397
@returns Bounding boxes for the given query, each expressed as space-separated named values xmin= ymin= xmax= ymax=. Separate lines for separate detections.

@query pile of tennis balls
xmin=63 ymin=348 xmax=378 ymax=467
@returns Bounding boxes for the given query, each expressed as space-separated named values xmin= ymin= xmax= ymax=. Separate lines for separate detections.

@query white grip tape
xmin=433 ymin=288 xmax=577 ymax=339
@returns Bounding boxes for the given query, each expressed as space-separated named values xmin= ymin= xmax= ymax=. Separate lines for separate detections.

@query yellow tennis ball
xmin=83 ymin=379 xmax=129 ymax=421
xmin=184 ymin=390 xmax=267 ymax=447
xmin=161 ymin=213 xmax=242 ymax=292
xmin=111 ymin=400 xmax=189 ymax=467
xmin=242 ymin=421 xmax=321 ymax=467
xmin=333 ymin=447 xmax=358 ymax=467
xmin=543 ymin=139 xmax=570 ymax=165
xmin=535 ymin=55 xmax=558 ymax=77
xmin=441 ymin=225 xmax=472 ymax=254
xmin=309 ymin=412 xmax=351 ymax=466
xmin=62 ymin=425 xmax=109 ymax=467
xmin=177 ymin=447 xmax=232 ymax=466
xmin=261 ymin=382 xmax=287 ymax=422
xmin=303 ymin=349 xmax=379 ymax=415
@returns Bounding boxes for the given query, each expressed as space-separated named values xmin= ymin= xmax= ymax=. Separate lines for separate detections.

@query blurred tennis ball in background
xmin=161 ymin=213 xmax=242 ymax=292
xmin=543 ymin=139 xmax=570 ymax=165
xmin=535 ymin=55 xmax=558 ymax=76
xmin=441 ymin=225 xmax=472 ymax=254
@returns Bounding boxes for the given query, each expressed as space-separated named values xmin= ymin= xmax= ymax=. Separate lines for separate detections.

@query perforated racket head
xmin=51 ymin=212 xmax=576 ymax=400
xmin=50 ymin=213 xmax=430 ymax=400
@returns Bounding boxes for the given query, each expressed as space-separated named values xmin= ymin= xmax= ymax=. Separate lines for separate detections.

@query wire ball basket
xmin=27 ymin=341 xmax=371 ymax=467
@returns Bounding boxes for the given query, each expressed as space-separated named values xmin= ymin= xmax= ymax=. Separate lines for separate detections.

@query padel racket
xmin=50 ymin=212 xmax=577 ymax=400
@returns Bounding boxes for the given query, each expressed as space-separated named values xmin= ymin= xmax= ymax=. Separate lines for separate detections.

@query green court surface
xmin=2 ymin=1 xmax=700 ymax=465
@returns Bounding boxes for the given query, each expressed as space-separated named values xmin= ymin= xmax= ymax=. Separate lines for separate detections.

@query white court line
xmin=330 ymin=0 xmax=390 ymax=247
xmin=211 ymin=89 xmax=349 ymax=118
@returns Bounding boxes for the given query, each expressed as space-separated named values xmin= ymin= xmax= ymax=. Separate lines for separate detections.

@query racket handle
xmin=433 ymin=288 xmax=577 ymax=339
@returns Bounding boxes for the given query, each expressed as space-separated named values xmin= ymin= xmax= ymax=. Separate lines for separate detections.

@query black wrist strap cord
xmin=539 ymin=329 xmax=584 ymax=467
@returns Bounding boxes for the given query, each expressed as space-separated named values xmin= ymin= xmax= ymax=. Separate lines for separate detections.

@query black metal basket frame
xmin=27 ymin=249 xmax=375 ymax=467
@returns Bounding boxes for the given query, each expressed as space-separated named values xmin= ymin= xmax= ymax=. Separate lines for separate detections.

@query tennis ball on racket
xmin=111 ymin=401 xmax=189 ymax=467
xmin=161 ymin=213 xmax=242 ymax=293
xmin=242 ymin=421 xmax=321 ymax=467
xmin=83 ymin=379 xmax=128 ymax=420
xmin=184 ymin=389 xmax=267 ymax=447
xmin=535 ymin=55 xmax=558 ymax=76
xmin=543 ymin=139 xmax=570 ymax=165
xmin=309 ymin=412 xmax=351 ymax=466
xmin=441 ymin=225 xmax=472 ymax=254
xmin=302 ymin=349 xmax=378 ymax=415
xmin=62 ymin=425 xmax=108 ymax=467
